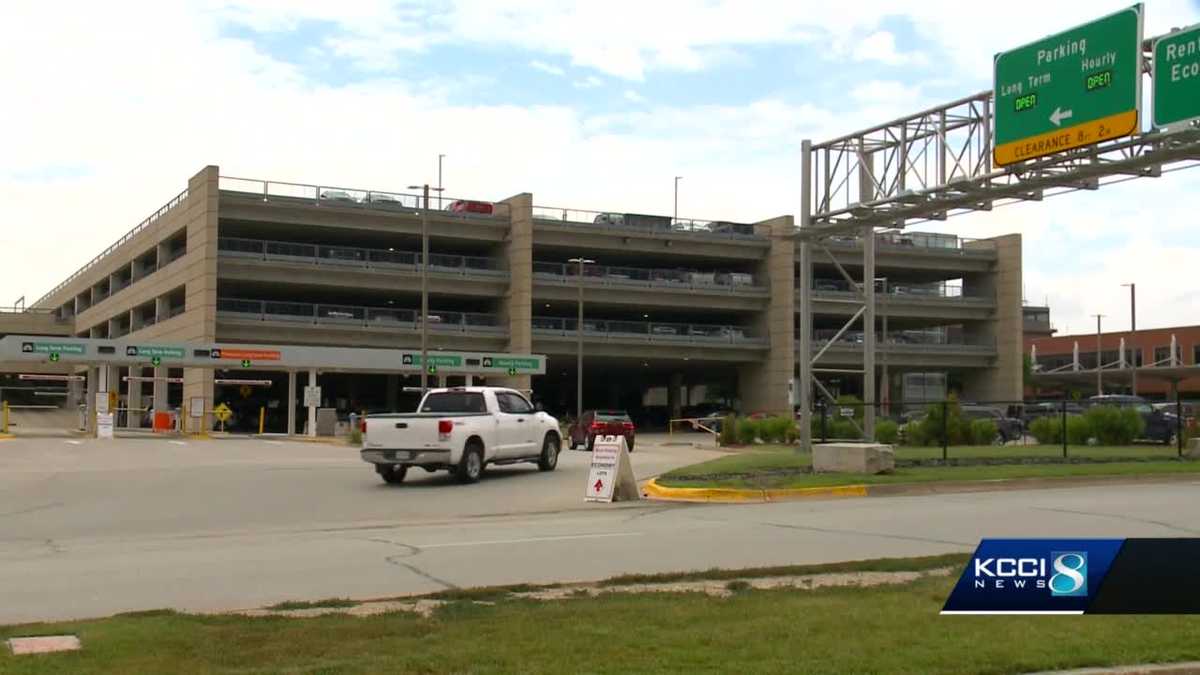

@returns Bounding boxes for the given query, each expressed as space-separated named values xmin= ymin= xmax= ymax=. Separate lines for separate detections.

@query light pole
xmin=875 ymin=276 xmax=888 ymax=417
xmin=1092 ymin=313 xmax=1106 ymax=396
xmin=408 ymin=183 xmax=445 ymax=393
xmin=568 ymin=257 xmax=595 ymax=424
xmin=437 ymin=154 xmax=445 ymax=211
xmin=1121 ymin=282 xmax=1136 ymax=396
xmin=673 ymin=176 xmax=682 ymax=223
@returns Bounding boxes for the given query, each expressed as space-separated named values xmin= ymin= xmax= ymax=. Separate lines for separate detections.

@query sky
xmin=2 ymin=0 xmax=1200 ymax=338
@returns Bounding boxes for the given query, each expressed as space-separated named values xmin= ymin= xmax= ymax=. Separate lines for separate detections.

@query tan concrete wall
xmin=738 ymin=216 xmax=795 ymax=415
xmin=496 ymin=193 xmax=533 ymax=390
xmin=961 ymin=234 xmax=1022 ymax=402
xmin=0 ymin=312 xmax=71 ymax=336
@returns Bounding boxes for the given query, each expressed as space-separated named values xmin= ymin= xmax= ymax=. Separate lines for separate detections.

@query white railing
xmin=218 ymin=176 xmax=498 ymax=218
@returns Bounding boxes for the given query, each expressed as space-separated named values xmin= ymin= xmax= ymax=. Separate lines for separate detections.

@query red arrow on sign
xmin=593 ymin=478 xmax=603 ymax=493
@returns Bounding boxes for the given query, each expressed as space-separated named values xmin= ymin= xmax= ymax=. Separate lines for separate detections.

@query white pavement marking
xmin=63 ymin=440 xmax=82 ymax=445
xmin=417 ymin=532 xmax=643 ymax=549
xmin=168 ymin=441 xmax=188 ymax=446
xmin=265 ymin=441 xmax=283 ymax=445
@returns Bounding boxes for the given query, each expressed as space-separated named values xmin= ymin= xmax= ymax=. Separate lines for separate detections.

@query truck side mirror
xmin=535 ymin=402 xmax=544 ymax=412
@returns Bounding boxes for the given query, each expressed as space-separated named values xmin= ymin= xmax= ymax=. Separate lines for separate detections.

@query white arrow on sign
xmin=1049 ymin=107 xmax=1074 ymax=127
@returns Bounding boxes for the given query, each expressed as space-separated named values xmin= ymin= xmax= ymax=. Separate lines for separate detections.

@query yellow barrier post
xmin=259 ymin=407 xmax=265 ymax=435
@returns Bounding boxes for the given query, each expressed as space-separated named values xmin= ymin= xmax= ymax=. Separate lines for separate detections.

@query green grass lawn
xmin=2 ymin=555 xmax=1199 ymax=674
xmin=658 ymin=444 xmax=1200 ymax=490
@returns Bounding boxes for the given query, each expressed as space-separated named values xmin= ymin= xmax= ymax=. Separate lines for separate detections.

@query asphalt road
xmin=1 ymin=434 xmax=1197 ymax=624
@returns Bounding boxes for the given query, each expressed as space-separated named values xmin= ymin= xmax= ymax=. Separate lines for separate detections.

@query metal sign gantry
xmin=796 ymin=19 xmax=1200 ymax=452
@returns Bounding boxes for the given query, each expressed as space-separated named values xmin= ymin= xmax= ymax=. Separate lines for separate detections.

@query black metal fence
xmin=806 ymin=396 xmax=1196 ymax=462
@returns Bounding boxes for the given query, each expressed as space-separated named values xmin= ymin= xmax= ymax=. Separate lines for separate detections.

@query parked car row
xmin=590 ymin=213 xmax=754 ymax=235
xmin=319 ymin=190 xmax=494 ymax=215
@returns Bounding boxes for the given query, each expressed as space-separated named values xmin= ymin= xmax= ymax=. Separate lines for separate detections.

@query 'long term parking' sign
xmin=993 ymin=5 xmax=1142 ymax=166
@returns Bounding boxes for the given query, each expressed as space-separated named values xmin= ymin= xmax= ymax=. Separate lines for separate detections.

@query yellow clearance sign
xmin=993 ymin=110 xmax=1138 ymax=166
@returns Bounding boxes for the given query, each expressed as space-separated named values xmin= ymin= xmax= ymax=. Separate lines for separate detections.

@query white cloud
xmin=3 ymin=0 xmax=1200 ymax=335
xmin=836 ymin=30 xmax=927 ymax=67
xmin=573 ymin=75 xmax=603 ymax=89
xmin=530 ymin=60 xmax=565 ymax=76
xmin=623 ymin=90 xmax=645 ymax=103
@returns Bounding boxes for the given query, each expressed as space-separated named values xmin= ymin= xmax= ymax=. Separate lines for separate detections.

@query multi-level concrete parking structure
xmin=13 ymin=166 xmax=1021 ymax=432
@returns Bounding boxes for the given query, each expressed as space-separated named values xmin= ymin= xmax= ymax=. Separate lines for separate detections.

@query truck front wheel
xmin=538 ymin=432 xmax=560 ymax=471
xmin=376 ymin=464 xmax=408 ymax=485
xmin=456 ymin=441 xmax=484 ymax=484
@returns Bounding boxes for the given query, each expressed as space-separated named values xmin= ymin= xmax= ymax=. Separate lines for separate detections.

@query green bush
xmin=917 ymin=397 xmax=968 ymax=446
xmin=968 ymin=418 xmax=998 ymax=446
xmin=735 ymin=417 xmax=761 ymax=445
xmin=759 ymin=416 xmax=797 ymax=444
xmin=829 ymin=418 xmax=862 ymax=440
xmin=834 ymin=395 xmax=864 ymax=422
xmin=1029 ymin=416 xmax=1062 ymax=444
xmin=1084 ymin=405 xmax=1144 ymax=445
xmin=1066 ymin=415 xmax=1091 ymax=445
xmin=875 ymin=419 xmax=899 ymax=444
xmin=718 ymin=414 xmax=737 ymax=446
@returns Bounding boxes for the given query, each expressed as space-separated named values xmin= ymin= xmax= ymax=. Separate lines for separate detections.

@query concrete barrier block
xmin=1185 ymin=438 xmax=1200 ymax=459
xmin=813 ymin=443 xmax=895 ymax=474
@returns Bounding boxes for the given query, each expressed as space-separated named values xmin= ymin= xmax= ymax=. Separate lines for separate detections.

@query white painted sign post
xmin=303 ymin=386 xmax=322 ymax=408
xmin=585 ymin=435 xmax=640 ymax=503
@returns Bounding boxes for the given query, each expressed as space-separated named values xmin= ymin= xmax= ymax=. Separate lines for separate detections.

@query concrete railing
xmin=532 ymin=205 xmax=763 ymax=240
xmin=811 ymin=232 xmax=996 ymax=257
xmin=531 ymin=316 xmax=764 ymax=345
xmin=35 ymin=188 xmax=189 ymax=308
xmin=218 ymin=237 xmax=505 ymax=275
xmin=534 ymin=261 xmax=763 ymax=291
xmin=218 ymin=176 xmax=501 ymax=220
xmin=217 ymin=298 xmax=505 ymax=334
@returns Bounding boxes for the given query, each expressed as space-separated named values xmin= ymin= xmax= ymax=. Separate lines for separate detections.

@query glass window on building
xmin=1153 ymin=344 xmax=1184 ymax=366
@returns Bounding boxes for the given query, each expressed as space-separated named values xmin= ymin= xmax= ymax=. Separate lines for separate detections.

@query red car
xmin=569 ymin=410 xmax=635 ymax=452
xmin=447 ymin=200 xmax=494 ymax=215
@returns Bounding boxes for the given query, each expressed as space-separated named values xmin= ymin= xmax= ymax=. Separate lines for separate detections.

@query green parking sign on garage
xmin=1153 ymin=23 xmax=1200 ymax=128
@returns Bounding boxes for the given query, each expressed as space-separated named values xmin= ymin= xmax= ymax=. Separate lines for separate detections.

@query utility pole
xmin=408 ymin=183 xmax=445 ymax=393
xmin=673 ymin=176 xmax=682 ymax=223
xmin=568 ymin=257 xmax=595 ymax=423
xmin=438 ymin=154 xmax=445 ymax=211
xmin=1121 ymin=283 xmax=1136 ymax=396
xmin=1092 ymin=313 xmax=1106 ymax=396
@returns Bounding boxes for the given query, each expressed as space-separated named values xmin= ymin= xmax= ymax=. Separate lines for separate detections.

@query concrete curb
xmin=642 ymin=478 xmax=869 ymax=503
xmin=0 ymin=433 xmax=13 ymax=441
xmin=644 ymin=472 xmax=1200 ymax=504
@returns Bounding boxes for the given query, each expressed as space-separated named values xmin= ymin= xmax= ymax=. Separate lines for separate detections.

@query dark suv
xmin=960 ymin=405 xmax=1023 ymax=443
xmin=1086 ymin=395 xmax=1179 ymax=444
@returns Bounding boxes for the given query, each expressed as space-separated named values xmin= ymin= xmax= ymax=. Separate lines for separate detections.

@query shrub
xmin=917 ymin=397 xmax=967 ymax=446
xmin=829 ymin=418 xmax=863 ymax=440
xmin=834 ymin=395 xmax=864 ymax=422
xmin=1084 ymin=405 xmax=1143 ymax=445
xmin=760 ymin=416 xmax=798 ymax=444
xmin=1029 ymin=416 xmax=1062 ymax=444
xmin=735 ymin=417 xmax=761 ymax=445
xmin=1066 ymin=415 xmax=1091 ymax=445
xmin=968 ymin=418 xmax=998 ymax=446
xmin=875 ymin=419 xmax=899 ymax=444
xmin=718 ymin=414 xmax=737 ymax=446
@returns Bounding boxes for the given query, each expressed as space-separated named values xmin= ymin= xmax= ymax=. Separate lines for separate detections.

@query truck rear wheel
xmin=377 ymin=464 xmax=407 ymax=485
xmin=456 ymin=442 xmax=484 ymax=484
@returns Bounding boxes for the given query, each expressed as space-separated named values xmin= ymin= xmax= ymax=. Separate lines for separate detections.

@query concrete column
xmin=183 ymin=368 xmax=213 ymax=431
xmin=668 ymin=372 xmax=683 ymax=421
xmin=738 ymin=215 xmax=796 ymax=415
xmin=385 ymin=374 xmax=399 ymax=412
xmin=497 ymin=192 xmax=533 ymax=391
xmin=306 ymin=368 xmax=318 ymax=437
xmin=287 ymin=370 xmax=297 ymax=435
xmin=85 ymin=366 xmax=98 ymax=434
xmin=962 ymin=234 xmax=1023 ymax=402
xmin=152 ymin=365 xmax=169 ymax=409
xmin=67 ymin=372 xmax=83 ymax=408
xmin=126 ymin=367 xmax=143 ymax=429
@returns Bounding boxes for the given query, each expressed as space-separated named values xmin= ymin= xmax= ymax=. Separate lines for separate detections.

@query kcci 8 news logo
xmin=971 ymin=551 xmax=1087 ymax=596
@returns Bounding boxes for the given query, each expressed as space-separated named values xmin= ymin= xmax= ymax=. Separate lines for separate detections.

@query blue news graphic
xmin=942 ymin=539 xmax=1123 ymax=613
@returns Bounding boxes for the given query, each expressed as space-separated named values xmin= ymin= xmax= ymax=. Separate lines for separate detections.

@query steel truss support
xmin=796 ymin=41 xmax=1200 ymax=452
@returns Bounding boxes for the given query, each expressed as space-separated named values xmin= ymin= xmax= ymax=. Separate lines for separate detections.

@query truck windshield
xmin=420 ymin=392 xmax=487 ymax=413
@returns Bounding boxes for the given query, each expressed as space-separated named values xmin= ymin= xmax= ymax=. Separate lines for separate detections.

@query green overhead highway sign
xmin=993 ymin=5 xmax=1142 ymax=166
xmin=1153 ymin=23 xmax=1200 ymax=128
xmin=21 ymin=341 xmax=86 ymax=356
xmin=401 ymin=354 xmax=464 ymax=368
xmin=483 ymin=356 xmax=541 ymax=372
xmin=125 ymin=345 xmax=186 ymax=360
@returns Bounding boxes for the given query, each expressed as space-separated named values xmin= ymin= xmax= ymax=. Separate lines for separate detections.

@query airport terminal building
xmin=6 ymin=165 xmax=1022 ymax=432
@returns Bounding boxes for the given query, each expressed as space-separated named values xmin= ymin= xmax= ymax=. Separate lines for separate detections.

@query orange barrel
xmin=152 ymin=411 xmax=172 ymax=432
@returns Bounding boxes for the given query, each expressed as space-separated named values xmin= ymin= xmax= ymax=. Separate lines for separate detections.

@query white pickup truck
xmin=360 ymin=387 xmax=561 ymax=485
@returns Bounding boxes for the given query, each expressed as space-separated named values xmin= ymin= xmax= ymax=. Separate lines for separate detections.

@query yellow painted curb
xmin=0 ymin=433 xmax=14 ymax=441
xmin=643 ymin=478 xmax=869 ymax=503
